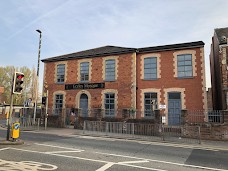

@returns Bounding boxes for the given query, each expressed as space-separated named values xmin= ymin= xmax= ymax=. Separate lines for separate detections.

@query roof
xmin=215 ymin=27 xmax=228 ymax=45
xmin=41 ymin=46 xmax=137 ymax=62
xmin=41 ymin=41 xmax=204 ymax=62
xmin=138 ymin=41 xmax=204 ymax=53
xmin=0 ymin=84 xmax=4 ymax=87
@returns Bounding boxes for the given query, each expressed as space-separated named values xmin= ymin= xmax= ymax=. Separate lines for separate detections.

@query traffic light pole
xmin=45 ymin=90 xmax=48 ymax=130
xmin=23 ymin=82 xmax=27 ymax=118
xmin=6 ymin=69 xmax=16 ymax=141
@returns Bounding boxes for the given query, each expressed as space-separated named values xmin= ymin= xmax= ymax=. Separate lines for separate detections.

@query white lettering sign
xmin=159 ymin=105 xmax=166 ymax=109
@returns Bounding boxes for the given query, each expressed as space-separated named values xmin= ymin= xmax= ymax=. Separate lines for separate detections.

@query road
xmin=0 ymin=127 xmax=228 ymax=171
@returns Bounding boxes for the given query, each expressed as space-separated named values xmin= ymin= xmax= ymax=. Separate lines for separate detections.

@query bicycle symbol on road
xmin=0 ymin=159 xmax=58 ymax=170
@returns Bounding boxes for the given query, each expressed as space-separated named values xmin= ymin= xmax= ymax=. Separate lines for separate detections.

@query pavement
xmin=0 ymin=123 xmax=228 ymax=150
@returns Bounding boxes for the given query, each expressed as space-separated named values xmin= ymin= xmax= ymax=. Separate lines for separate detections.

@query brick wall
xmin=181 ymin=110 xmax=228 ymax=140
xmin=0 ymin=108 xmax=6 ymax=119
xmin=0 ymin=86 xmax=7 ymax=104
xmin=137 ymin=47 xmax=206 ymax=112
xmin=207 ymin=88 xmax=213 ymax=110
xmin=210 ymin=33 xmax=225 ymax=110
xmin=0 ymin=87 xmax=4 ymax=93
xmin=43 ymin=52 xmax=136 ymax=113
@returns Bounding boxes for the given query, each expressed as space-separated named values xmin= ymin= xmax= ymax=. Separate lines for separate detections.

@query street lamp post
xmin=33 ymin=29 xmax=42 ymax=123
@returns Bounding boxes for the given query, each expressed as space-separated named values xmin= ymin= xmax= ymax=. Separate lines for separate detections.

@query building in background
xmin=41 ymin=41 xmax=207 ymax=124
xmin=207 ymin=88 xmax=213 ymax=111
xmin=210 ymin=27 xmax=228 ymax=110
xmin=0 ymin=84 xmax=7 ymax=105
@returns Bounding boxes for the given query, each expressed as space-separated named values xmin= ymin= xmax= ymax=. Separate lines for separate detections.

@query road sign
xmin=14 ymin=124 xmax=19 ymax=130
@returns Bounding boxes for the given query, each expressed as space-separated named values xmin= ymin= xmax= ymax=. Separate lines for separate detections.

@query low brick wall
xmin=47 ymin=116 xmax=59 ymax=127
xmin=181 ymin=110 xmax=228 ymax=140
xmin=0 ymin=113 xmax=6 ymax=119
xmin=74 ymin=109 xmax=161 ymax=130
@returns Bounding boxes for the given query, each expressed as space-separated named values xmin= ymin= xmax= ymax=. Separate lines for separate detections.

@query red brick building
xmin=210 ymin=27 xmax=228 ymax=110
xmin=0 ymin=84 xmax=7 ymax=105
xmin=41 ymin=41 xmax=207 ymax=123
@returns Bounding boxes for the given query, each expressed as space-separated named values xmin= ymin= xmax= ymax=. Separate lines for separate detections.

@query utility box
xmin=11 ymin=123 xmax=20 ymax=139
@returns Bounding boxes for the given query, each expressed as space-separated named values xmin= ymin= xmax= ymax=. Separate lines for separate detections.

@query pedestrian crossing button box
xmin=11 ymin=123 xmax=20 ymax=139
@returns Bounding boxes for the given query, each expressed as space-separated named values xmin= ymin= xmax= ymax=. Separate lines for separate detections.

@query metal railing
xmin=189 ymin=110 xmax=222 ymax=123
xmin=83 ymin=121 xmax=200 ymax=143
xmin=11 ymin=117 xmax=40 ymax=130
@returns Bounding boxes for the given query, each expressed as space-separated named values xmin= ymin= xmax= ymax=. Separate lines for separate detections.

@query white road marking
xmin=96 ymin=162 xmax=115 ymax=171
xmin=0 ymin=159 xmax=57 ymax=170
xmin=118 ymin=163 xmax=167 ymax=171
xmin=79 ymin=136 xmax=97 ymax=139
xmin=138 ymin=142 xmax=219 ymax=151
xmin=35 ymin=143 xmax=84 ymax=151
xmin=4 ymin=147 xmax=176 ymax=171
xmin=95 ymin=139 xmax=115 ymax=141
xmin=118 ymin=160 xmax=149 ymax=164
xmin=0 ymin=148 xmax=9 ymax=151
xmin=4 ymin=146 xmax=226 ymax=171
xmin=95 ymin=152 xmax=228 ymax=171
xmin=44 ymin=151 xmax=83 ymax=154
xmin=76 ymin=136 xmax=115 ymax=141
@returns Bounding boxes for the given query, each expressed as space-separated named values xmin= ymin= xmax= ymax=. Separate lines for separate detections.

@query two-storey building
xmin=41 ymin=41 xmax=207 ymax=123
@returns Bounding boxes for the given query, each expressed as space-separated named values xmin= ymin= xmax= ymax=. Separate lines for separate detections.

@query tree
xmin=28 ymin=66 xmax=41 ymax=102
xmin=0 ymin=66 xmax=33 ymax=105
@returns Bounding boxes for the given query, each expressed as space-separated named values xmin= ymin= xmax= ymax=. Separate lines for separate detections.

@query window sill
xmin=104 ymin=79 xmax=116 ymax=82
xmin=176 ymin=76 xmax=194 ymax=79
xmin=143 ymin=78 xmax=158 ymax=81
xmin=104 ymin=115 xmax=115 ymax=118
xmin=78 ymin=81 xmax=89 ymax=83
xmin=81 ymin=115 xmax=88 ymax=117
xmin=143 ymin=117 xmax=154 ymax=119
xmin=55 ymin=82 xmax=65 ymax=84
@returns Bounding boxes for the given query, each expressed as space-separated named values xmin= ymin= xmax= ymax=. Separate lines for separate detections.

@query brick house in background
xmin=207 ymin=88 xmax=213 ymax=111
xmin=210 ymin=27 xmax=228 ymax=110
xmin=41 ymin=41 xmax=207 ymax=124
xmin=0 ymin=84 xmax=7 ymax=104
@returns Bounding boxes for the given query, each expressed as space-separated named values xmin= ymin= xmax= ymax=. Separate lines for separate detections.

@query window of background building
xmin=144 ymin=57 xmax=157 ymax=79
xmin=105 ymin=93 xmax=115 ymax=117
xmin=55 ymin=94 xmax=63 ymax=109
xmin=177 ymin=54 xmax=193 ymax=77
xmin=144 ymin=92 xmax=157 ymax=118
xmin=80 ymin=62 xmax=89 ymax=81
xmin=105 ymin=60 xmax=115 ymax=81
xmin=57 ymin=64 xmax=65 ymax=83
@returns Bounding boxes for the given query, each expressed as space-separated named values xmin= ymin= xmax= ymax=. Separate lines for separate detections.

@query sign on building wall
xmin=159 ymin=105 xmax=166 ymax=109
xmin=65 ymin=83 xmax=105 ymax=90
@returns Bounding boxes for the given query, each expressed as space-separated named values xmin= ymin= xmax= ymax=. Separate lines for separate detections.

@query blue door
xmin=168 ymin=92 xmax=181 ymax=126
xmin=80 ymin=94 xmax=88 ymax=117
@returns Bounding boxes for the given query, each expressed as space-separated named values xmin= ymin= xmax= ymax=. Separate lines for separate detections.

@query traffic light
xmin=42 ymin=97 xmax=46 ymax=105
xmin=13 ymin=72 xmax=24 ymax=94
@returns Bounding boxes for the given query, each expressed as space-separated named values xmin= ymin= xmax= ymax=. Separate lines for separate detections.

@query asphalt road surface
xmin=0 ymin=128 xmax=228 ymax=171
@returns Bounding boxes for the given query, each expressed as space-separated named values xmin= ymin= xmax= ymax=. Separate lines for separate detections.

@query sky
xmin=1 ymin=0 xmax=228 ymax=94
